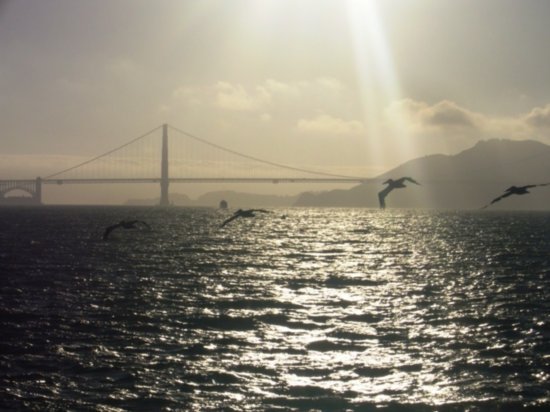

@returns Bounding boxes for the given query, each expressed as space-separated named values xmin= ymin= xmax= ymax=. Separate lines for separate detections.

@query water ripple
xmin=1 ymin=207 xmax=550 ymax=410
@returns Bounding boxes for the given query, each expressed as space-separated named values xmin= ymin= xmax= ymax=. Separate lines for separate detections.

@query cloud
xmin=169 ymin=77 xmax=345 ymax=113
xmin=297 ymin=114 xmax=364 ymax=136
xmin=524 ymin=104 xmax=550 ymax=129
xmin=386 ymin=98 xmax=550 ymax=143
xmin=167 ymin=79 xmax=550 ymax=144
xmin=261 ymin=78 xmax=301 ymax=98
xmin=388 ymin=99 xmax=482 ymax=132
xmin=214 ymin=82 xmax=270 ymax=111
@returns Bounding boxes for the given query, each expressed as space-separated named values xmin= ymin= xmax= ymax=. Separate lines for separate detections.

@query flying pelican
xmin=378 ymin=177 xmax=420 ymax=209
xmin=481 ymin=183 xmax=550 ymax=209
xmin=103 ymin=219 xmax=151 ymax=240
xmin=220 ymin=209 xmax=270 ymax=228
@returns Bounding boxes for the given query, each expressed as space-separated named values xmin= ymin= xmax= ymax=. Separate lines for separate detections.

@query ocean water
xmin=0 ymin=206 xmax=549 ymax=411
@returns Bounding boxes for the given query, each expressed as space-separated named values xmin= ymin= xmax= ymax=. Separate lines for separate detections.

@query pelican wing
xmin=404 ymin=177 xmax=420 ymax=185
xmin=378 ymin=192 xmax=386 ymax=209
xmin=251 ymin=209 xmax=270 ymax=213
xmin=377 ymin=186 xmax=393 ymax=209
xmin=119 ymin=220 xmax=138 ymax=229
xmin=103 ymin=223 xmax=121 ymax=240
xmin=504 ymin=184 xmax=538 ymax=192
xmin=220 ymin=214 xmax=241 ymax=228
xmin=484 ymin=191 xmax=514 ymax=207
xmin=120 ymin=219 xmax=151 ymax=230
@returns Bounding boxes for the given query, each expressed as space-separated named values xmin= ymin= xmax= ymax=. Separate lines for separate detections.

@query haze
xmin=1 ymin=0 xmax=550 ymax=204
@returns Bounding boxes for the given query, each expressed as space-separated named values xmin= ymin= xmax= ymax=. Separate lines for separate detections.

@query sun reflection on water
xmin=1 ymin=207 xmax=549 ymax=409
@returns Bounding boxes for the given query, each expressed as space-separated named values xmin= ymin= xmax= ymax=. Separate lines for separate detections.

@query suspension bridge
xmin=0 ymin=124 xmax=371 ymax=205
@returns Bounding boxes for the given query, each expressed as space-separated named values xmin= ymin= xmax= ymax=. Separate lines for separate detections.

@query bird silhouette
xmin=103 ymin=220 xmax=151 ymax=240
xmin=378 ymin=177 xmax=420 ymax=209
xmin=481 ymin=183 xmax=550 ymax=209
xmin=220 ymin=209 xmax=270 ymax=228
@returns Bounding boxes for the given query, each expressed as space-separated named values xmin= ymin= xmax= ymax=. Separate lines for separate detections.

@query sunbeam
xmin=346 ymin=0 xmax=413 ymax=172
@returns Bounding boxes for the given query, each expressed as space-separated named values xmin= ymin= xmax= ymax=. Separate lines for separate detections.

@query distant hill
xmin=294 ymin=139 xmax=550 ymax=210
xmin=126 ymin=191 xmax=298 ymax=208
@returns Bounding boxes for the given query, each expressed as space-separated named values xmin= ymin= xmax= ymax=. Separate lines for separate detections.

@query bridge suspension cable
xmin=43 ymin=125 xmax=372 ymax=182
xmin=167 ymin=124 xmax=368 ymax=180
xmin=44 ymin=125 xmax=163 ymax=179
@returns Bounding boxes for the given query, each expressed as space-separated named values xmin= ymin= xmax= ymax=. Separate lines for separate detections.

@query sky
xmin=2 ymin=0 xmax=550 ymax=203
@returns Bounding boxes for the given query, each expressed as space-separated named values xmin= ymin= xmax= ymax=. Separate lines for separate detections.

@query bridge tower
xmin=160 ymin=123 xmax=170 ymax=206
xmin=35 ymin=177 xmax=42 ymax=204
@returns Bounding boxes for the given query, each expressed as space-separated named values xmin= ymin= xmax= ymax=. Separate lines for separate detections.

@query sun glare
xmin=346 ymin=0 xmax=413 ymax=171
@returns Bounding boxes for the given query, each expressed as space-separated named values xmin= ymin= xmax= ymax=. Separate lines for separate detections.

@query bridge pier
xmin=160 ymin=123 xmax=170 ymax=206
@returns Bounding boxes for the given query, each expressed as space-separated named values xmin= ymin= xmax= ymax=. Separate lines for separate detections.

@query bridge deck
xmin=39 ymin=177 xmax=372 ymax=184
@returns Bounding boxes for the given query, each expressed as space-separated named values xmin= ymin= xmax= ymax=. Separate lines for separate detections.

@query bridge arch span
xmin=0 ymin=178 xmax=42 ymax=205
xmin=1 ymin=186 xmax=35 ymax=198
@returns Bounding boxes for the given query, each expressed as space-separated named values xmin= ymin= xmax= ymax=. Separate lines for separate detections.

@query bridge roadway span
xmin=0 ymin=176 xmax=373 ymax=205
xmin=43 ymin=177 xmax=371 ymax=184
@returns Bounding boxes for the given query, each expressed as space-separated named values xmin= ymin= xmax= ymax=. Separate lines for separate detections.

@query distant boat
xmin=482 ymin=183 xmax=550 ymax=209
xmin=378 ymin=177 xmax=420 ymax=209
xmin=219 ymin=200 xmax=228 ymax=210
xmin=103 ymin=220 xmax=151 ymax=240
xmin=220 ymin=209 xmax=270 ymax=228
